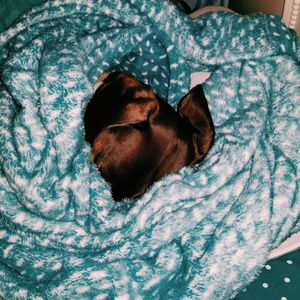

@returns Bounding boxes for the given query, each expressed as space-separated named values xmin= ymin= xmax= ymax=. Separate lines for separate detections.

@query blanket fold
xmin=0 ymin=0 xmax=300 ymax=299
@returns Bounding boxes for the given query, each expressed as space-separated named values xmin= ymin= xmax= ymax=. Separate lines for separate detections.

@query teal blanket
xmin=0 ymin=1 xmax=300 ymax=299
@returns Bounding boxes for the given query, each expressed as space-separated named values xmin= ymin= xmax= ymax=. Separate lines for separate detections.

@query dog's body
xmin=84 ymin=72 xmax=214 ymax=201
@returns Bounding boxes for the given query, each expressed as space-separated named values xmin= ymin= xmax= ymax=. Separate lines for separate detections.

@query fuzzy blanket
xmin=0 ymin=1 xmax=300 ymax=299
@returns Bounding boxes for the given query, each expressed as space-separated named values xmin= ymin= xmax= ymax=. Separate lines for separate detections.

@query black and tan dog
xmin=84 ymin=72 xmax=214 ymax=201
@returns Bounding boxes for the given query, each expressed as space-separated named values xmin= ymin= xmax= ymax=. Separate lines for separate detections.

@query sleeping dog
xmin=84 ymin=72 xmax=214 ymax=201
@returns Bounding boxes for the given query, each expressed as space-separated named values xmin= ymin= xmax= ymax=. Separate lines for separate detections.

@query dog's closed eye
xmin=130 ymin=120 xmax=149 ymax=130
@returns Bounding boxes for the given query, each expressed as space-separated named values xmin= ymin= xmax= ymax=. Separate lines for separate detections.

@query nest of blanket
xmin=0 ymin=0 xmax=300 ymax=299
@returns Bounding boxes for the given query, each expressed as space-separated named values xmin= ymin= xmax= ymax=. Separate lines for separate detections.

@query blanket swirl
xmin=0 ymin=1 xmax=299 ymax=299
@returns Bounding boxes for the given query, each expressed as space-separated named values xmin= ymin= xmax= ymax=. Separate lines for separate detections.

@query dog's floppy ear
xmin=177 ymin=84 xmax=215 ymax=164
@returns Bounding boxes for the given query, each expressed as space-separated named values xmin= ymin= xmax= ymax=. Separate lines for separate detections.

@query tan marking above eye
xmin=122 ymin=77 xmax=144 ymax=89
xmin=120 ymin=100 xmax=157 ymax=123
xmin=122 ymin=76 xmax=157 ymax=99
xmin=133 ymin=87 xmax=156 ymax=100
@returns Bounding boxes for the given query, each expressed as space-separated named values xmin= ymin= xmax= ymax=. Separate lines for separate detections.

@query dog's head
xmin=84 ymin=72 xmax=214 ymax=201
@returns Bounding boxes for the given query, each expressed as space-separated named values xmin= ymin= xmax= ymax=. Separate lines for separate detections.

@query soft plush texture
xmin=0 ymin=1 xmax=299 ymax=299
